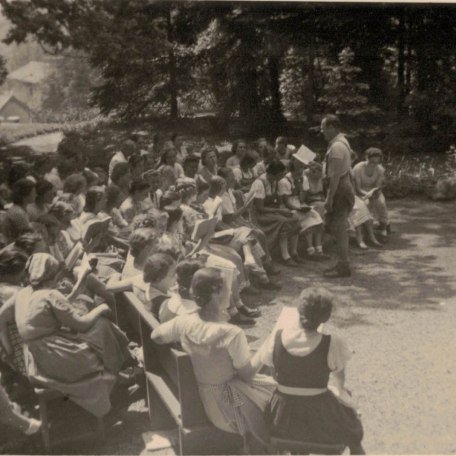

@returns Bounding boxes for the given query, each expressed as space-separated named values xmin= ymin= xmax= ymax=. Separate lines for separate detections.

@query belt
xmin=277 ymin=384 xmax=327 ymax=396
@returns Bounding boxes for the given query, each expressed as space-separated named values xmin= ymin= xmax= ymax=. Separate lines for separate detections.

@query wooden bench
xmin=115 ymin=291 xmax=243 ymax=455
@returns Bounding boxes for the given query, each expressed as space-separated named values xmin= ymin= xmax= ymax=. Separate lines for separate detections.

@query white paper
xmin=293 ymin=144 xmax=316 ymax=165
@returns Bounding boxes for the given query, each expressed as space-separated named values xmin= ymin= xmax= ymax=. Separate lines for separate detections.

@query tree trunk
xmin=397 ymin=9 xmax=406 ymax=113
xmin=167 ymin=7 xmax=178 ymax=119
xmin=268 ymin=55 xmax=282 ymax=120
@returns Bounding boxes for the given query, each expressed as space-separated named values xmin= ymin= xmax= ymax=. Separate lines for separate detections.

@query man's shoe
xmin=265 ymin=263 xmax=281 ymax=276
xmin=291 ymin=255 xmax=306 ymax=264
xmin=238 ymin=305 xmax=261 ymax=318
xmin=279 ymin=257 xmax=299 ymax=267
xmin=323 ymin=263 xmax=351 ymax=278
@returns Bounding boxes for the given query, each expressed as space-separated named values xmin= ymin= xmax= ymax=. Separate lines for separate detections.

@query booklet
xmin=82 ymin=215 xmax=112 ymax=244
xmin=293 ymin=144 xmax=317 ymax=165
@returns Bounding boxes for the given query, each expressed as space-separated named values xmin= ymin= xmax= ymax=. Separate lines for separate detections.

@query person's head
xmin=172 ymin=133 xmax=184 ymax=149
xmin=231 ymin=139 xmax=247 ymax=159
xmin=183 ymin=155 xmax=199 ymax=178
xmin=63 ymin=173 xmax=87 ymax=196
xmin=176 ymin=178 xmax=197 ymax=204
xmin=275 ymin=136 xmax=288 ymax=154
xmin=129 ymin=227 xmax=159 ymax=259
xmin=0 ymin=248 xmax=28 ymax=282
xmin=11 ymin=178 xmax=36 ymax=206
xmin=129 ymin=179 xmax=150 ymax=201
xmin=35 ymin=179 xmax=55 ymax=205
xmin=49 ymin=201 xmax=74 ymax=225
xmin=143 ymin=252 xmax=177 ymax=289
xmin=307 ymin=160 xmax=323 ymax=179
xmin=84 ymin=186 xmax=106 ymax=214
xmin=176 ymin=257 xmax=205 ymax=299
xmin=191 ymin=267 xmax=227 ymax=312
xmin=218 ymin=167 xmax=236 ymax=189
xmin=208 ymin=176 xmax=226 ymax=198
xmin=161 ymin=145 xmax=178 ymax=166
xmin=240 ymin=153 xmax=256 ymax=172
xmin=34 ymin=156 xmax=53 ymax=176
xmin=131 ymin=210 xmax=168 ymax=235
xmin=83 ymin=168 xmax=100 ymax=188
xmin=111 ymin=162 xmax=131 ymax=189
xmin=93 ymin=167 xmax=108 ymax=186
xmin=262 ymin=144 xmax=277 ymax=166
xmin=298 ymin=287 xmax=334 ymax=330
xmin=26 ymin=253 xmax=61 ymax=289
xmin=266 ymin=159 xmax=287 ymax=182
xmin=143 ymin=169 xmax=162 ymax=192
xmin=321 ymin=115 xmax=342 ymax=142
xmin=104 ymin=185 xmax=125 ymax=212
xmin=122 ymin=139 xmax=137 ymax=158
xmin=289 ymin=158 xmax=305 ymax=176
xmin=201 ymin=148 xmax=218 ymax=169
xmin=14 ymin=231 xmax=45 ymax=255
xmin=8 ymin=162 xmax=31 ymax=187
xmin=365 ymin=147 xmax=383 ymax=165
xmin=159 ymin=190 xmax=181 ymax=210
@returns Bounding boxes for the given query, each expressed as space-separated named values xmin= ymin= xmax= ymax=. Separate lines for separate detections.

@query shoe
xmin=279 ymin=257 xmax=299 ymax=267
xmin=323 ymin=263 xmax=351 ymax=278
xmin=260 ymin=281 xmax=282 ymax=291
xmin=306 ymin=252 xmax=331 ymax=261
xmin=367 ymin=239 xmax=383 ymax=248
xmin=24 ymin=419 xmax=41 ymax=436
xmin=229 ymin=313 xmax=256 ymax=325
xmin=264 ymin=263 xmax=281 ymax=276
xmin=357 ymin=242 xmax=368 ymax=250
xmin=291 ymin=255 xmax=306 ymax=264
xmin=238 ymin=305 xmax=261 ymax=318
xmin=241 ymin=285 xmax=261 ymax=295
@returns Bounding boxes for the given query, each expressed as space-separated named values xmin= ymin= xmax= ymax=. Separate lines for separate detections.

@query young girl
xmin=158 ymin=257 xmax=204 ymax=323
xmin=278 ymin=159 xmax=326 ymax=259
xmin=233 ymin=154 xmax=258 ymax=192
xmin=26 ymin=179 xmax=55 ymax=222
xmin=120 ymin=179 xmax=153 ymax=224
xmin=226 ymin=139 xmax=248 ymax=169
xmin=256 ymin=287 xmax=365 ymax=454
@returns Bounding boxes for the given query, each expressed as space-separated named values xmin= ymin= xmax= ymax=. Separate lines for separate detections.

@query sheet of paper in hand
xmin=362 ymin=187 xmax=380 ymax=200
xmin=293 ymin=144 xmax=317 ymax=165
xmin=82 ymin=215 xmax=111 ymax=244
xmin=191 ymin=216 xmax=218 ymax=243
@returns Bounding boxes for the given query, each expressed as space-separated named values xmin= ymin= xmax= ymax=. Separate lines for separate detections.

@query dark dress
xmin=265 ymin=330 xmax=363 ymax=447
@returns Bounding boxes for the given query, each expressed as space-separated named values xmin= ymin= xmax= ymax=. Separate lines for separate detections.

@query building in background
xmin=0 ymin=92 xmax=34 ymax=122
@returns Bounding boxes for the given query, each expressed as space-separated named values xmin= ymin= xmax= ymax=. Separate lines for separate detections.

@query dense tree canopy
xmin=1 ymin=1 xmax=455 ymax=149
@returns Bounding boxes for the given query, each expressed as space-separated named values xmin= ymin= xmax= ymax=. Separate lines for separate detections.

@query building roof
xmin=0 ymin=92 xmax=33 ymax=113
xmin=7 ymin=61 xmax=54 ymax=85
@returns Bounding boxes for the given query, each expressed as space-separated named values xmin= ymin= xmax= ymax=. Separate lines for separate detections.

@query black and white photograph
xmin=0 ymin=1 xmax=455 ymax=454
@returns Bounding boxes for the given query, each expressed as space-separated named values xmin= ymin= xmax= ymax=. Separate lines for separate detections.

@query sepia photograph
xmin=0 ymin=0 xmax=455 ymax=454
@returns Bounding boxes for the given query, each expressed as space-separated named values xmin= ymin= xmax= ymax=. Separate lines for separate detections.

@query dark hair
xmin=165 ymin=207 xmax=183 ymax=230
xmin=8 ymin=162 xmax=30 ymax=187
xmin=129 ymin=227 xmax=158 ymax=258
xmin=275 ymin=136 xmax=287 ymax=145
xmin=84 ymin=187 xmax=104 ymax=213
xmin=159 ymin=190 xmax=181 ymax=210
xmin=111 ymin=162 xmax=130 ymax=185
xmin=217 ymin=167 xmax=233 ymax=180
xmin=129 ymin=153 xmax=145 ymax=168
xmin=11 ymin=178 xmax=36 ymax=205
xmin=266 ymin=159 xmax=286 ymax=177
xmin=35 ymin=179 xmax=54 ymax=203
xmin=208 ymin=176 xmax=225 ymax=198
xmin=201 ymin=148 xmax=218 ymax=167
xmin=129 ymin=179 xmax=150 ymax=195
xmin=176 ymin=258 xmax=205 ymax=298
xmin=183 ymin=155 xmax=199 ymax=169
xmin=63 ymin=173 xmax=87 ymax=195
xmin=298 ymin=287 xmax=334 ymax=330
xmin=0 ymin=248 xmax=28 ymax=276
xmin=231 ymin=139 xmax=246 ymax=156
xmin=323 ymin=114 xmax=342 ymax=131
xmin=160 ymin=146 xmax=177 ymax=167
xmin=36 ymin=213 xmax=60 ymax=230
xmin=240 ymin=153 xmax=256 ymax=170
xmin=191 ymin=267 xmax=224 ymax=308
xmin=365 ymin=147 xmax=383 ymax=160
xmin=143 ymin=253 xmax=175 ymax=284
xmin=105 ymin=185 xmax=124 ymax=211
xmin=14 ymin=231 xmax=43 ymax=255
xmin=171 ymin=133 xmax=181 ymax=142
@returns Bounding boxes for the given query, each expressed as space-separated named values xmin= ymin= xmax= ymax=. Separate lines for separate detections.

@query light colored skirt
xmin=348 ymin=196 xmax=372 ymax=231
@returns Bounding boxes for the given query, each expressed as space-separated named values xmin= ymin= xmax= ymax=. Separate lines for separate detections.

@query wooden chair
xmin=34 ymin=386 xmax=105 ymax=452
xmin=115 ymin=291 xmax=243 ymax=455
xmin=270 ymin=436 xmax=346 ymax=455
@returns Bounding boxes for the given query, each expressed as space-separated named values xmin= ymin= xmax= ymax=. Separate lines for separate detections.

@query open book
xmin=293 ymin=144 xmax=317 ymax=165
xmin=82 ymin=215 xmax=112 ymax=244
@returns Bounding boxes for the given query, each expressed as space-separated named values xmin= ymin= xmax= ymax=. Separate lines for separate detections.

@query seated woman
xmin=100 ymin=185 xmax=130 ymax=235
xmin=158 ymin=258 xmax=203 ymax=323
xmin=352 ymin=148 xmax=390 ymax=237
xmin=256 ymin=287 xmax=365 ymax=454
xmin=196 ymin=148 xmax=219 ymax=199
xmin=158 ymin=144 xmax=185 ymax=181
xmin=278 ymin=159 xmax=326 ymax=259
xmin=348 ymin=196 xmax=382 ymax=250
xmin=247 ymin=160 xmax=302 ymax=267
xmin=151 ymin=267 xmax=275 ymax=449
xmin=62 ymin=173 xmax=88 ymax=217
xmin=120 ymin=180 xmax=153 ymax=224
xmin=302 ymin=161 xmax=326 ymax=218
xmin=110 ymin=162 xmax=131 ymax=206
xmin=233 ymin=154 xmax=258 ymax=192
xmin=11 ymin=253 xmax=132 ymax=417
xmin=225 ymin=139 xmax=247 ymax=169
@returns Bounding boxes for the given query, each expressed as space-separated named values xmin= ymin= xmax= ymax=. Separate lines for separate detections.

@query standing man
xmin=321 ymin=115 xmax=355 ymax=278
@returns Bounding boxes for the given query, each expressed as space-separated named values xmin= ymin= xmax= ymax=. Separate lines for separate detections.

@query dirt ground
xmin=10 ymin=199 xmax=456 ymax=455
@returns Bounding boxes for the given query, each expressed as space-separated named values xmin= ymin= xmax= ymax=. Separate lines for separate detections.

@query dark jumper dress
xmin=265 ymin=330 xmax=363 ymax=446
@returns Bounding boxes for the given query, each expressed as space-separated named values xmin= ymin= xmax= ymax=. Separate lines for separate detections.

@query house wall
xmin=0 ymin=99 xmax=34 ymax=122
xmin=4 ymin=80 xmax=43 ymax=110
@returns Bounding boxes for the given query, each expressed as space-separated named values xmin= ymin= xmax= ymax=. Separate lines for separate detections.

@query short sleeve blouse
xmin=248 ymin=175 xmax=270 ymax=200
xmin=277 ymin=175 xmax=293 ymax=196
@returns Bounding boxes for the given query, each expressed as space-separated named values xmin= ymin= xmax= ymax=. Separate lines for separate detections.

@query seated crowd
xmin=0 ymin=129 xmax=390 ymax=453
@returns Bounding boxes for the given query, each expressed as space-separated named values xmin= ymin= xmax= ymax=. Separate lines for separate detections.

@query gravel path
xmin=243 ymin=199 xmax=456 ymax=454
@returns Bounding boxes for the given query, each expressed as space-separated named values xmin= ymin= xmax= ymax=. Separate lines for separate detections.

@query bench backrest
xmin=115 ymin=292 xmax=209 ymax=428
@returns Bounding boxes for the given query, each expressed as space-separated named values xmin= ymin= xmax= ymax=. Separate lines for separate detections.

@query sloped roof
xmin=0 ymin=92 xmax=33 ymax=113
xmin=7 ymin=61 xmax=54 ymax=84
